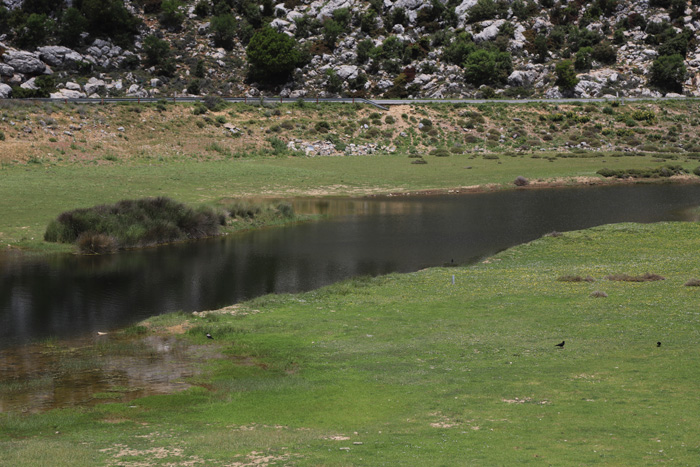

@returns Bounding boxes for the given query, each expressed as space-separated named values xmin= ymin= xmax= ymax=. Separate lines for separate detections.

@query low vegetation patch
xmin=44 ymin=197 xmax=222 ymax=253
xmin=43 ymin=197 xmax=297 ymax=254
xmin=604 ymin=272 xmax=665 ymax=282
xmin=596 ymin=165 xmax=688 ymax=179
xmin=557 ymin=274 xmax=595 ymax=282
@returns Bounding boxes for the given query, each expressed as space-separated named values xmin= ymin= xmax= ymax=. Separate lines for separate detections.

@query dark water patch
xmin=2 ymin=184 xmax=700 ymax=350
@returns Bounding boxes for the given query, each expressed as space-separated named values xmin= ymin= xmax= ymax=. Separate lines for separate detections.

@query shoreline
xmin=3 ymin=175 xmax=700 ymax=257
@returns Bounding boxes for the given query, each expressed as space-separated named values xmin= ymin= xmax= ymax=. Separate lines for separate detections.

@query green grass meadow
xmin=2 ymin=222 xmax=699 ymax=465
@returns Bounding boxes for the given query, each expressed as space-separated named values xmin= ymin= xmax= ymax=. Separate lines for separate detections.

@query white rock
xmin=474 ymin=20 xmax=505 ymax=43
xmin=335 ymin=65 xmax=359 ymax=80
xmin=3 ymin=51 xmax=46 ymax=74
xmin=65 ymin=81 xmax=81 ymax=90
xmin=0 ymin=64 xmax=14 ymax=76
xmin=50 ymin=89 xmax=86 ymax=99
xmin=574 ymin=80 xmax=603 ymax=98
xmin=270 ymin=18 xmax=290 ymax=32
xmin=391 ymin=0 xmax=423 ymax=10
xmin=0 ymin=83 xmax=11 ymax=98
xmin=507 ymin=70 xmax=536 ymax=87
xmin=20 ymin=77 xmax=38 ymax=90
xmin=84 ymin=78 xmax=105 ymax=95
xmin=316 ymin=0 xmax=355 ymax=20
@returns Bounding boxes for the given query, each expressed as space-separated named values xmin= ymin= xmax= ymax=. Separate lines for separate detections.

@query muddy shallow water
xmin=0 ymin=334 xmax=216 ymax=413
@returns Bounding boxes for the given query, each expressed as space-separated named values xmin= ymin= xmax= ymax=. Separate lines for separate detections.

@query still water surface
xmin=2 ymin=184 xmax=700 ymax=349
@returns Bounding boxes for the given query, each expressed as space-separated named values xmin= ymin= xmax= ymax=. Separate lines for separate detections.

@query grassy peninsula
xmin=2 ymin=222 xmax=700 ymax=465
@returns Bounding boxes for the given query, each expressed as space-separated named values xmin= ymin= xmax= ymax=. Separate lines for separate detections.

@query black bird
xmin=555 ymin=341 xmax=565 ymax=348
xmin=657 ymin=341 xmax=661 ymax=347
xmin=206 ymin=333 xmax=213 ymax=340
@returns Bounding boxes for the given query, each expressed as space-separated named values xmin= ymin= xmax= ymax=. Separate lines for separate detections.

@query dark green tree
xmin=649 ymin=54 xmax=686 ymax=93
xmin=574 ymin=46 xmax=593 ymax=71
xmin=143 ymin=35 xmax=170 ymax=67
xmin=159 ymin=0 xmax=185 ymax=29
xmin=211 ymin=13 xmax=237 ymax=49
xmin=246 ymin=26 xmax=305 ymax=83
xmin=463 ymin=48 xmax=512 ymax=86
xmin=356 ymin=38 xmax=375 ymax=64
xmin=443 ymin=33 xmax=476 ymax=66
xmin=15 ymin=13 xmax=53 ymax=49
xmin=58 ymin=7 xmax=88 ymax=47
xmin=555 ymin=60 xmax=579 ymax=90
xmin=75 ymin=0 xmax=140 ymax=47
xmin=322 ymin=18 xmax=344 ymax=50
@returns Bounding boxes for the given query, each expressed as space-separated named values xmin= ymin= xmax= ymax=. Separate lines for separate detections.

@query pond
xmin=2 ymin=184 xmax=700 ymax=350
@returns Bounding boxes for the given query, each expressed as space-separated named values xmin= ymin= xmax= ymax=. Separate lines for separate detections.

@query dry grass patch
xmin=604 ymin=272 xmax=665 ymax=282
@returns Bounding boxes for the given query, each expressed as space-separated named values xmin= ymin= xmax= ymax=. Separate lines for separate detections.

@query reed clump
xmin=605 ymin=272 xmax=665 ymax=282
xmin=44 ymin=197 xmax=223 ymax=253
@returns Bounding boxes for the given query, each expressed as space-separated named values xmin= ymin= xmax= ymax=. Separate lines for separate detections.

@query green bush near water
xmin=44 ymin=197 xmax=223 ymax=253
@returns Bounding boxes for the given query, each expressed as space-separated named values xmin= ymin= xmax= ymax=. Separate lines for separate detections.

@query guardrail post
xmin=316 ymin=97 xmax=319 ymax=104
xmin=245 ymin=96 xmax=247 ymax=104
xmin=280 ymin=96 xmax=282 ymax=104
xmin=138 ymin=98 xmax=140 ymax=104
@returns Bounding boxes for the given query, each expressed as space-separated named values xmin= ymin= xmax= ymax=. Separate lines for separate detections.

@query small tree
xmin=211 ymin=13 xmax=237 ymax=49
xmin=159 ymin=0 xmax=185 ymax=30
xmin=246 ymin=26 xmax=305 ymax=84
xmin=15 ymin=13 xmax=53 ymax=49
xmin=58 ymin=7 xmax=88 ymax=47
xmin=574 ymin=46 xmax=593 ymax=71
xmin=143 ymin=35 xmax=170 ymax=67
xmin=649 ymin=54 xmax=686 ymax=93
xmin=555 ymin=60 xmax=579 ymax=90
xmin=463 ymin=49 xmax=512 ymax=86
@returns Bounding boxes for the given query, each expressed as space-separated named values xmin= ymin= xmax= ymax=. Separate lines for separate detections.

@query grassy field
xmin=1 ymin=222 xmax=699 ymax=465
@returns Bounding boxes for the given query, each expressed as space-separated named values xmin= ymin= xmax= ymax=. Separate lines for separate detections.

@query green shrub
xmin=159 ymin=0 xmax=185 ymax=29
xmin=211 ymin=13 xmax=237 ymax=49
xmin=246 ymin=26 xmax=306 ymax=83
xmin=649 ymin=54 xmax=686 ymax=93
xmin=45 ymin=197 xmax=222 ymax=251
xmin=464 ymin=49 xmax=513 ymax=86
xmin=555 ymin=60 xmax=579 ymax=90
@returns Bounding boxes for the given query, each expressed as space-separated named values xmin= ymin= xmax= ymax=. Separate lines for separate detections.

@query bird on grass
xmin=206 ymin=333 xmax=213 ymax=340
xmin=555 ymin=341 xmax=565 ymax=348
xmin=657 ymin=341 xmax=661 ymax=347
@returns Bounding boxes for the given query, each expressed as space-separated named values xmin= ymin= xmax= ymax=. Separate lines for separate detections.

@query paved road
xmin=6 ymin=95 xmax=698 ymax=111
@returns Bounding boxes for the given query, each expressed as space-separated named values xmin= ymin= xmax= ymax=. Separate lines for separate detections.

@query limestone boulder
xmin=3 ymin=51 xmax=46 ymax=74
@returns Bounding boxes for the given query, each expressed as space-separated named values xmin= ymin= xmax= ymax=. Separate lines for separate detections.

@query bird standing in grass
xmin=206 ymin=333 xmax=213 ymax=340
xmin=657 ymin=341 xmax=661 ymax=347
xmin=555 ymin=341 xmax=565 ymax=348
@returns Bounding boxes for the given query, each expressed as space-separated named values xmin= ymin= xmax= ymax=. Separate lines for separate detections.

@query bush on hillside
xmin=464 ymin=48 xmax=513 ymax=86
xmin=649 ymin=54 xmax=686 ymax=93
xmin=246 ymin=26 xmax=306 ymax=83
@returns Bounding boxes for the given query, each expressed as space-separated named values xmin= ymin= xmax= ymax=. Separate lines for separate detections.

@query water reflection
xmin=2 ymin=184 xmax=700 ymax=349
xmin=0 ymin=335 xmax=204 ymax=413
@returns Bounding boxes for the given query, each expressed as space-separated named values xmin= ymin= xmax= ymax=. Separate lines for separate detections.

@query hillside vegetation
xmin=1 ymin=0 xmax=700 ymax=99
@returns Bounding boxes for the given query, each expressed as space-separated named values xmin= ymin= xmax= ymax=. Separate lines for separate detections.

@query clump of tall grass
xmin=557 ymin=275 xmax=595 ymax=282
xmin=605 ymin=272 xmax=665 ymax=282
xmin=44 ymin=197 xmax=224 ymax=253
xmin=223 ymin=200 xmax=294 ymax=221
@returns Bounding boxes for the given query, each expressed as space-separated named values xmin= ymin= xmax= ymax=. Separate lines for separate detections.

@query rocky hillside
xmin=1 ymin=0 xmax=699 ymax=100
